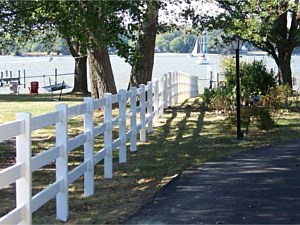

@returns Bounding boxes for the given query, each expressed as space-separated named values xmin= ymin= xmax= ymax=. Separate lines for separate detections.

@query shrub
xmin=222 ymin=58 xmax=276 ymax=101
xmin=202 ymin=86 xmax=234 ymax=112
xmin=228 ymin=106 xmax=275 ymax=134
xmin=263 ymin=84 xmax=292 ymax=109
xmin=210 ymin=86 xmax=234 ymax=112
xmin=201 ymin=59 xmax=290 ymax=135
xmin=202 ymin=88 xmax=215 ymax=107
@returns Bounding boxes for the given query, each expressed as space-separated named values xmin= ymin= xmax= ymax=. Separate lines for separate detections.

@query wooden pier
xmin=0 ymin=72 xmax=21 ymax=86
xmin=0 ymin=77 xmax=20 ymax=86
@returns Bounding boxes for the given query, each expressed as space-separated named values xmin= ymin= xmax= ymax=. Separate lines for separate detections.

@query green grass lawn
xmin=0 ymin=93 xmax=88 ymax=122
xmin=0 ymin=94 xmax=300 ymax=224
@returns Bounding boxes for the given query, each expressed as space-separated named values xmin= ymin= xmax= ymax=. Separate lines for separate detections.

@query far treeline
xmin=5 ymin=29 xmax=300 ymax=57
xmin=0 ymin=1 xmax=300 ymax=98
xmin=1 ymin=29 xmax=258 ymax=56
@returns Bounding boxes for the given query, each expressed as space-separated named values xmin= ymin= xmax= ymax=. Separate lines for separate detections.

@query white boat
xmin=196 ymin=54 xmax=209 ymax=65
xmin=189 ymin=34 xmax=210 ymax=65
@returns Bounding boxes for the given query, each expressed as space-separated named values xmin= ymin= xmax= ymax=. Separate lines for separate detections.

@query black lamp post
xmin=231 ymin=35 xmax=243 ymax=140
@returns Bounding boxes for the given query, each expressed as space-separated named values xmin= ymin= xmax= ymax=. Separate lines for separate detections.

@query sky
xmin=159 ymin=0 xmax=221 ymax=26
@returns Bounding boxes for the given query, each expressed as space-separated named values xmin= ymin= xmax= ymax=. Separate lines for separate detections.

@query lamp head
xmin=231 ymin=35 xmax=243 ymax=50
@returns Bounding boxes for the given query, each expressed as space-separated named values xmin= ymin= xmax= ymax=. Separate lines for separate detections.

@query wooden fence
xmin=0 ymin=71 xmax=198 ymax=224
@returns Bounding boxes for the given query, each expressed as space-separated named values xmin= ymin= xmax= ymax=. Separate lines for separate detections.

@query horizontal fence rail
xmin=0 ymin=71 xmax=198 ymax=224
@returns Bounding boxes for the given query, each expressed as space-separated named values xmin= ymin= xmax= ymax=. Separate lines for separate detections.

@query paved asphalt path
xmin=125 ymin=139 xmax=300 ymax=224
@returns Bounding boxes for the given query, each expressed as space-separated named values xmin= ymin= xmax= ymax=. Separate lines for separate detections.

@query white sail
xmin=190 ymin=39 xmax=199 ymax=57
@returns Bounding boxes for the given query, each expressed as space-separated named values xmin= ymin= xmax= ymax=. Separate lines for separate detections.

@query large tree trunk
xmin=66 ymin=38 xmax=89 ymax=94
xmin=276 ymin=47 xmax=293 ymax=87
xmin=72 ymin=55 xmax=88 ymax=93
xmin=128 ymin=0 xmax=159 ymax=89
xmin=272 ymin=3 xmax=294 ymax=88
xmin=88 ymin=45 xmax=117 ymax=99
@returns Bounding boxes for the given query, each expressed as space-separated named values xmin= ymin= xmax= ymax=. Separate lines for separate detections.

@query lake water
xmin=0 ymin=53 xmax=299 ymax=94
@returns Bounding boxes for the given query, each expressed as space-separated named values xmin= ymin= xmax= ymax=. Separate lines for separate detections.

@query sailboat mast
xmin=202 ymin=33 xmax=207 ymax=54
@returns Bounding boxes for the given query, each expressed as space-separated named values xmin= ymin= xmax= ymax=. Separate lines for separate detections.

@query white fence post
xmin=175 ymin=72 xmax=179 ymax=105
xmin=168 ymin=72 xmax=172 ymax=107
xmin=189 ymin=74 xmax=193 ymax=97
xmin=140 ymin=84 xmax=146 ymax=142
xmin=147 ymin=81 xmax=153 ymax=133
xmin=104 ymin=93 xmax=113 ymax=179
xmin=171 ymin=72 xmax=176 ymax=106
xmin=84 ymin=97 xmax=94 ymax=196
xmin=119 ymin=89 xmax=127 ymax=163
xmin=192 ymin=76 xmax=199 ymax=96
xmin=154 ymin=79 xmax=159 ymax=124
xmin=16 ymin=112 xmax=32 ymax=225
xmin=163 ymin=74 xmax=168 ymax=109
xmin=130 ymin=87 xmax=137 ymax=152
xmin=159 ymin=76 xmax=164 ymax=116
xmin=55 ymin=103 xmax=69 ymax=222
xmin=182 ymin=73 xmax=185 ymax=100
xmin=179 ymin=72 xmax=185 ymax=101
xmin=181 ymin=72 xmax=186 ymax=100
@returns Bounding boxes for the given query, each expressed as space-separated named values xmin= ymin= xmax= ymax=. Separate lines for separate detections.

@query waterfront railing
xmin=0 ymin=71 xmax=198 ymax=224
xmin=0 ymin=68 xmax=73 ymax=88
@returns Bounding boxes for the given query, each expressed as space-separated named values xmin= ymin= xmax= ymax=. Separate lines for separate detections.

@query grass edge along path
xmin=1 ymin=95 xmax=300 ymax=224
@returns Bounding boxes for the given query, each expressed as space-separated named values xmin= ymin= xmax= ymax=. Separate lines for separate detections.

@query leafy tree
xmin=44 ymin=1 xmax=116 ymax=97
xmin=187 ymin=0 xmax=300 ymax=88
xmin=128 ymin=0 xmax=195 ymax=87
xmin=170 ymin=36 xmax=184 ymax=52
xmin=206 ymin=29 xmax=231 ymax=54
xmin=0 ymin=1 xmax=145 ymax=97
xmin=156 ymin=30 xmax=192 ymax=53
xmin=0 ymin=1 xmax=89 ymax=93
xmin=48 ymin=1 xmax=146 ymax=97
xmin=169 ymin=35 xmax=193 ymax=53
xmin=52 ymin=37 xmax=69 ymax=55
xmin=156 ymin=34 xmax=171 ymax=52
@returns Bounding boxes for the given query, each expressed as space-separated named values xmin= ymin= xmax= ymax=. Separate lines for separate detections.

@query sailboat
xmin=189 ymin=34 xmax=209 ymax=65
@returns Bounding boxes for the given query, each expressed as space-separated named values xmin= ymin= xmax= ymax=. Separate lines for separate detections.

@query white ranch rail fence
xmin=0 ymin=71 xmax=198 ymax=224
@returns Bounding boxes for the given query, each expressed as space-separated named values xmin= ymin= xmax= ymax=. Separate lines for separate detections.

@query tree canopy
xmin=186 ymin=0 xmax=300 ymax=87
xmin=2 ymin=0 xmax=299 ymax=94
xmin=0 ymin=0 xmax=147 ymax=97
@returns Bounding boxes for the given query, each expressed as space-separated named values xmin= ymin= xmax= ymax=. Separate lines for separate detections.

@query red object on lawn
xmin=29 ymin=81 xmax=39 ymax=94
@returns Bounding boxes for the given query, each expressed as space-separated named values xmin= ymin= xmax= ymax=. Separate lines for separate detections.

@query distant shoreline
xmin=8 ymin=52 xmax=65 ymax=57
xmin=246 ymin=51 xmax=268 ymax=56
xmin=7 ymin=51 xmax=269 ymax=57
